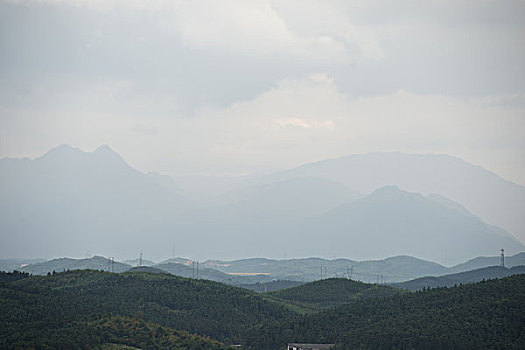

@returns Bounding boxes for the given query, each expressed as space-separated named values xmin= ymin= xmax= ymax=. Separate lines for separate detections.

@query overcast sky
xmin=1 ymin=0 xmax=525 ymax=184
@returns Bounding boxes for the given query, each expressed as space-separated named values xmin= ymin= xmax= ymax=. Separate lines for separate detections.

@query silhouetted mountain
xmin=392 ymin=265 xmax=525 ymax=291
xmin=293 ymin=186 xmax=523 ymax=265
xmin=267 ymin=152 xmax=525 ymax=243
xmin=2 ymin=146 xmax=523 ymax=264
xmin=0 ymin=144 xmax=187 ymax=258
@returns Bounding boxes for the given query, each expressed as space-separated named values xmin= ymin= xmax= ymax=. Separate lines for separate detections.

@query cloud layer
xmin=1 ymin=0 xmax=524 ymax=183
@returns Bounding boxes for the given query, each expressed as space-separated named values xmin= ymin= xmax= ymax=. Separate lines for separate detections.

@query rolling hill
xmin=20 ymin=256 xmax=132 ymax=275
xmin=270 ymin=278 xmax=402 ymax=309
xmin=392 ymin=265 xmax=525 ymax=291
xmin=246 ymin=274 xmax=525 ymax=349
xmin=0 ymin=269 xmax=296 ymax=346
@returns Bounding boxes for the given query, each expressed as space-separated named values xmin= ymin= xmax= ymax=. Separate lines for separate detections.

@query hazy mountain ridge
xmin=450 ymin=251 xmax=525 ymax=273
xmin=1 ymin=145 xmax=524 ymax=264
xmin=0 ymin=144 xmax=188 ymax=258
xmin=291 ymin=185 xmax=523 ymax=264
xmin=265 ymin=152 xmax=525 ymax=243
xmin=392 ymin=265 xmax=525 ymax=291
xmin=6 ymin=252 xmax=525 ymax=286
xmin=21 ymin=256 xmax=131 ymax=275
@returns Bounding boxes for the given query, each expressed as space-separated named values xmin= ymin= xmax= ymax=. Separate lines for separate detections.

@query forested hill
xmin=270 ymin=278 xmax=402 ymax=308
xmin=0 ymin=270 xmax=295 ymax=348
xmin=247 ymin=274 xmax=525 ymax=349
xmin=392 ymin=265 xmax=525 ymax=291
xmin=2 ymin=270 xmax=524 ymax=349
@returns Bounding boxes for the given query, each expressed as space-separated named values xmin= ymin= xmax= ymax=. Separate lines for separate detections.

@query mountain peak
xmin=92 ymin=144 xmax=125 ymax=162
xmin=38 ymin=144 xmax=84 ymax=161
xmin=369 ymin=184 xmax=404 ymax=196
xmin=93 ymin=144 xmax=117 ymax=155
xmin=364 ymin=185 xmax=424 ymax=203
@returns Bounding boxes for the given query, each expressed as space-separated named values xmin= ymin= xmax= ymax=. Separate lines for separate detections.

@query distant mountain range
xmin=20 ymin=256 xmax=131 ymax=275
xmin=392 ymin=265 xmax=525 ymax=291
xmin=292 ymin=185 xmax=523 ymax=264
xmin=7 ymin=252 xmax=525 ymax=285
xmin=1 ymin=145 xmax=524 ymax=264
xmin=265 ymin=152 xmax=525 ymax=243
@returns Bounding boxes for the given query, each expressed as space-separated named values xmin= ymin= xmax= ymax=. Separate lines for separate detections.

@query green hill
xmin=393 ymin=265 xmax=525 ymax=291
xmin=240 ymin=280 xmax=305 ymax=293
xmin=20 ymin=256 xmax=132 ymax=275
xmin=247 ymin=274 xmax=525 ymax=349
xmin=270 ymin=278 xmax=402 ymax=309
xmin=0 ymin=269 xmax=295 ymax=347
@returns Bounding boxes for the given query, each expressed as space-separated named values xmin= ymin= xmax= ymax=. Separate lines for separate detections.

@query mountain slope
xmin=0 ymin=270 xmax=296 ymax=345
xmin=270 ymin=278 xmax=402 ymax=309
xmin=203 ymin=255 xmax=450 ymax=283
xmin=247 ymin=274 xmax=525 ymax=349
xmin=293 ymin=186 xmax=523 ymax=265
xmin=268 ymin=152 xmax=525 ymax=243
xmin=214 ymin=177 xmax=361 ymax=221
xmin=450 ymin=252 xmax=525 ymax=273
xmin=21 ymin=256 xmax=132 ymax=275
xmin=392 ymin=265 xmax=525 ymax=291
xmin=0 ymin=145 xmax=187 ymax=258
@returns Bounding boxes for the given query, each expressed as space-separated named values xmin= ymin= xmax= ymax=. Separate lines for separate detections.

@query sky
xmin=1 ymin=0 xmax=525 ymax=184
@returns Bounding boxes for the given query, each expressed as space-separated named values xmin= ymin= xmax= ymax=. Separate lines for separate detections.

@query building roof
xmin=288 ymin=344 xmax=335 ymax=349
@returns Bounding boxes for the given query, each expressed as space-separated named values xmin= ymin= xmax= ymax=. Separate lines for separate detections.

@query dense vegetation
xmin=270 ymin=278 xmax=402 ymax=309
xmin=0 ymin=270 xmax=30 ymax=284
xmin=1 ymin=270 xmax=524 ymax=349
xmin=239 ymin=280 xmax=305 ymax=293
xmin=0 ymin=270 xmax=294 ymax=348
xmin=247 ymin=275 xmax=525 ymax=349
xmin=392 ymin=265 xmax=525 ymax=291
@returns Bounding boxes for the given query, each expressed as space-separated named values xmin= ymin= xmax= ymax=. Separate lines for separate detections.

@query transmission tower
xmin=500 ymin=248 xmax=505 ymax=277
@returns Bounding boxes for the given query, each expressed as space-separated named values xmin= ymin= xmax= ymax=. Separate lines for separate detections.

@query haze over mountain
xmin=7 ymin=252 xmax=525 ymax=285
xmin=0 ymin=145 xmax=523 ymax=265
xmin=0 ymin=144 xmax=187 ymax=258
xmin=267 ymin=152 xmax=525 ymax=243
xmin=293 ymin=186 xmax=523 ymax=265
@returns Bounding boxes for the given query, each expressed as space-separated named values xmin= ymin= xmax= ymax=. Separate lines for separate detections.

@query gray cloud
xmin=1 ymin=0 xmax=524 ymax=183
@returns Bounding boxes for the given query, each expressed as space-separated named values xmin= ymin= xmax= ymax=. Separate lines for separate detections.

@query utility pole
xmin=196 ymin=261 xmax=199 ymax=279
xmin=320 ymin=266 xmax=323 ymax=280
xmin=139 ymin=253 xmax=143 ymax=267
